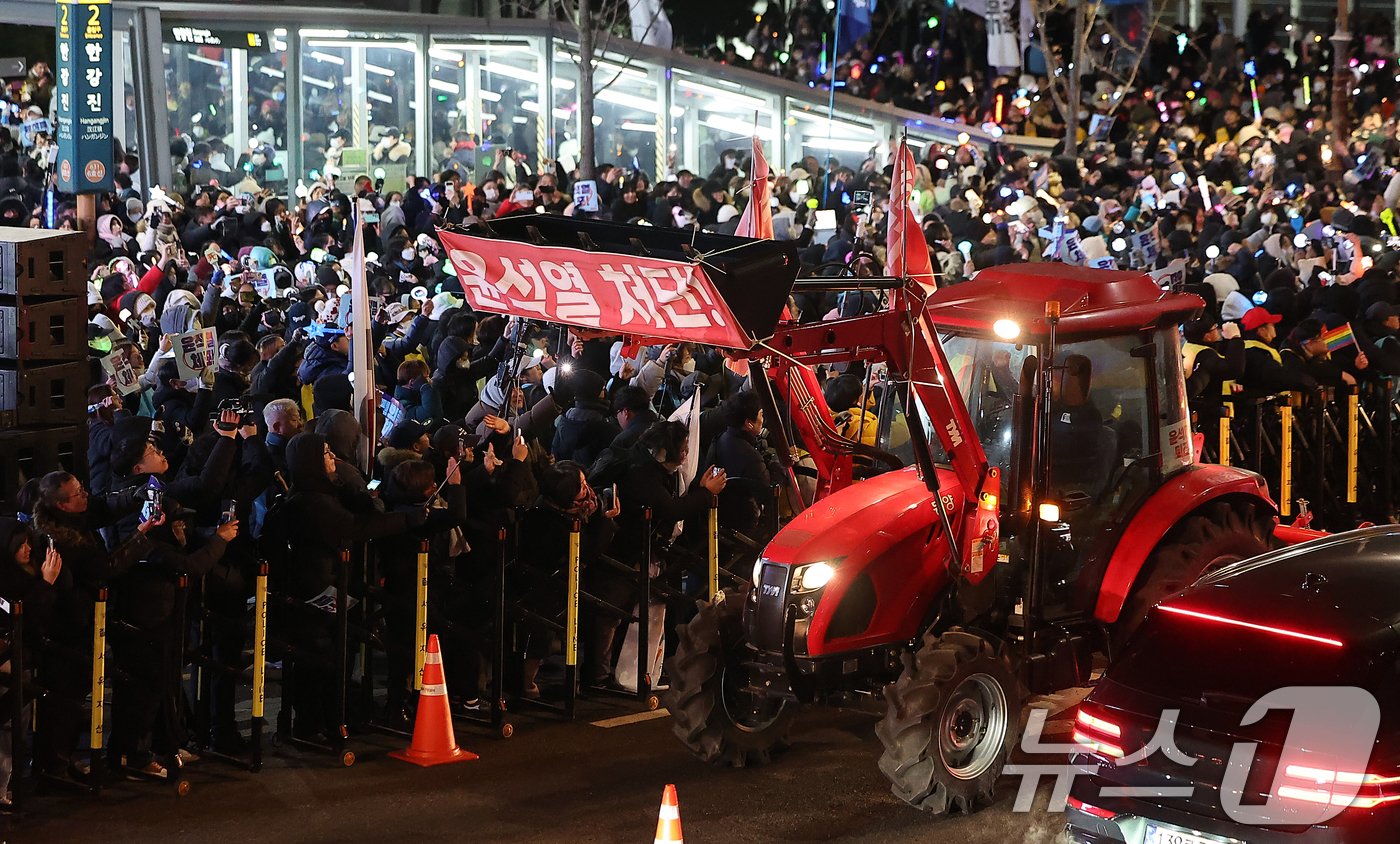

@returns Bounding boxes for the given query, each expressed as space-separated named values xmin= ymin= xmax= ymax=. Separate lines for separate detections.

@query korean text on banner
xmin=438 ymin=229 xmax=755 ymax=350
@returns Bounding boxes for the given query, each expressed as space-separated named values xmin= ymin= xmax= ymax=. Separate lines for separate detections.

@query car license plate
xmin=1143 ymin=822 xmax=1230 ymax=844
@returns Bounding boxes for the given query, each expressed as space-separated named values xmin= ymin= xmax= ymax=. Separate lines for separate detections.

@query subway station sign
xmin=55 ymin=0 xmax=113 ymax=193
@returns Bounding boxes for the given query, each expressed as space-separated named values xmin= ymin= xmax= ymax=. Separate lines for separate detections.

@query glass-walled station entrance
xmin=9 ymin=1 xmax=1052 ymax=198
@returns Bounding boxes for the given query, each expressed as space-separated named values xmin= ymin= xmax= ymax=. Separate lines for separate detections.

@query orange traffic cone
xmin=654 ymin=784 xmax=683 ymax=844
xmin=389 ymin=634 xmax=479 ymax=766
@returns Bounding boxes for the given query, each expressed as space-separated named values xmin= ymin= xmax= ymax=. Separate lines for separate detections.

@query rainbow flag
xmin=1322 ymin=323 xmax=1356 ymax=353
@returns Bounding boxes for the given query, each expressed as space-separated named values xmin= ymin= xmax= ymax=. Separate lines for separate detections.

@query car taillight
xmin=1073 ymin=707 xmax=1124 ymax=760
xmin=1066 ymin=795 xmax=1117 ymax=820
xmin=1275 ymin=764 xmax=1400 ymax=810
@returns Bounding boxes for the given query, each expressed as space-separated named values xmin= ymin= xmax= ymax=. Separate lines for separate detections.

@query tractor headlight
xmin=793 ymin=562 xmax=835 ymax=592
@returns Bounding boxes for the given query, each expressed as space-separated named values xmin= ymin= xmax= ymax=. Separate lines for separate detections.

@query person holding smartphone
xmin=0 ymin=519 xmax=64 ymax=802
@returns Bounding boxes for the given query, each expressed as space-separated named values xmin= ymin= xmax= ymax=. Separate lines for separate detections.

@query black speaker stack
xmin=0 ymin=228 xmax=89 ymax=512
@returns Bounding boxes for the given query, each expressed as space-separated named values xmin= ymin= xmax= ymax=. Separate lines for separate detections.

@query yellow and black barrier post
xmin=1347 ymin=388 xmax=1360 ymax=504
xmin=1218 ymin=402 xmax=1234 ymax=467
xmin=414 ymin=539 xmax=429 ymax=692
xmin=333 ymin=549 xmax=353 ymax=766
xmin=1280 ymin=394 xmax=1296 ymax=518
xmin=89 ymin=587 xmax=107 ymax=794
xmin=565 ymin=519 xmax=581 ymax=720
xmin=708 ymin=495 xmax=720 ymax=600
xmin=251 ymin=561 xmax=268 ymax=773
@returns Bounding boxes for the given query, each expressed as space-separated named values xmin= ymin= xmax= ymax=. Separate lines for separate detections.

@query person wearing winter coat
xmin=704 ymin=391 xmax=779 ymax=541
xmin=516 ymin=460 xmax=620 ymax=691
xmin=372 ymin=457 xmax=469 ymax=725
xmin=392 ymin=359 xmax=441 ymax=424
xmin=433 ymin=328 xmax=506 ymax=423
xmin=601 ymin=422 xmax=727 ymax=681
xmin=250 ymin=334 xmax=304 ymax=402
xmin=263 ymin=432 xmax=421 ymax=740
xmin=30 ymin=471 xmax=152 ymax=780
xmin=0 ymin=518 xmax=63 ymax=801
xmin=551 ymin=369 xmax=619 ymax=468
xmin=296 ymin=325 xmax=350 ymax=388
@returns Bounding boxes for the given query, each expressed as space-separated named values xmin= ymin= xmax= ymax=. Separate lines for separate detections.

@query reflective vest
xmin=1183 ymin=342 xmax=1235 ymax=396
xmin=1245 ymin=339 xmax=1282 ymax=365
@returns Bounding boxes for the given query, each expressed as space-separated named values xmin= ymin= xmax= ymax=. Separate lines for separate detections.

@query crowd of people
xmin=0 ymin=3 xmax=1397 ymax=801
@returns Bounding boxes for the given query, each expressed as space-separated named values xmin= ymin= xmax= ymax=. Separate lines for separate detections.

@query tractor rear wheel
xmin=876 ymin=628 xmax=1021 ymax=815
xmin=1114 ymin=501 xmax=1277 ymax=646
xmin=666 ymin=589 xmax=796 ymax=767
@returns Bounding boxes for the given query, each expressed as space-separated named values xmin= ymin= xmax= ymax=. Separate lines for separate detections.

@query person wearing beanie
xmin=377 ymin=419 xmax=431 ymax=474
xmin=213 ymin=338 xmax=258 ymax=406
xmin=1239 ymin=306 xmax=1318 ymax=395
xmin=1284 ymin=318 xmax=1369 ymax=388
xmin=311 ymin=371 xmax=353 ymax=418
xmin=1360 ymin=302 xmax=1400 ymax=375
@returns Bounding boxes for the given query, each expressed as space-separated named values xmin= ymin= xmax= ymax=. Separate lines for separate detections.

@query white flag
xmin=628 ymin=0 xmax=673 ymax=49
xmin=667 ymin=388 xmax=701 ymax=490
xmin=350 ymin=199 xmax=375 ymax=471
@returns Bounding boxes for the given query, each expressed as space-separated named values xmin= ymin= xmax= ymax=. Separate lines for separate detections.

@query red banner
xmin=438 ymin=229 xmax=755 ymax=349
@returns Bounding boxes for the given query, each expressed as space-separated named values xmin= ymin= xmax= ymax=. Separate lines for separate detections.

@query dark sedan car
xmin=1066 ymin=526 xmax=1400 ymax=844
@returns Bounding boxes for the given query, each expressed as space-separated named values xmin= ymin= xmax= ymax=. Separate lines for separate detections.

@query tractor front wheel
xmin=876 ymin=628 xmax=1021 ymax=815
xmin=666 ymin=589 xmax=796 ymax=767
xmin=1114 ymin=501 xmax=1277 ymax=646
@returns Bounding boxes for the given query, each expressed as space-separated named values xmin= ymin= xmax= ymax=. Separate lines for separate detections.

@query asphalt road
xmin=9 ymin=690 xmax=1084 ymax=844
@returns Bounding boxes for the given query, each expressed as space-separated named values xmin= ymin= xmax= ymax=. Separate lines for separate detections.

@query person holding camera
xmin=30 ymin=471 xmax=156 ymax=781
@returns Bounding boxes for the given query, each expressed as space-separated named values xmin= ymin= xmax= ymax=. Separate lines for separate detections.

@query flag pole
xmin=824 ymin=0 xmax=844 ymax=206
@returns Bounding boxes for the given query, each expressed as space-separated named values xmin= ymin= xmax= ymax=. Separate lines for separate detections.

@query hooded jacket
xmin=266 ymin=432 xmax=413 ymax=600
xmin=298 ymin=335 xmax=349 ymax=388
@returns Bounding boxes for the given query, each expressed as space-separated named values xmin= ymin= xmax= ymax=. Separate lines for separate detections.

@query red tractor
xmin=666 ymin=262 xmax=1319 ymax=815
xmin=436 ymin=216 xmax=1310 ymax=817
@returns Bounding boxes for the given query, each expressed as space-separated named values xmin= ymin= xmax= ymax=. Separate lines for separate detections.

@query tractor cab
xmin=875 ymin=265 xmax=1200 ymax=636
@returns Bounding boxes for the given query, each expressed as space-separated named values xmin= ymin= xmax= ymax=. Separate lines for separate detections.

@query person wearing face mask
xmin=478 ymin=178 xmax=504 ymax=217
xmin=432 ymin=315 xmax=510 ymax=421
xmin=116 ymin=290 xmax=161 ymax=355
xmin=379 ymin=191 xmax=406 ymax=248
xmin=389 ymin=239 xmax=427 ymax=290
xmin=213 ymin=339 xmax=259 ymax=405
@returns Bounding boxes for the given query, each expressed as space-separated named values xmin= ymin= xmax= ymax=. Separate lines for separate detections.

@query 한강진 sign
xmin=174 ymin=326 xmax=218 ymax=386
xmin=55 ymin=0 xmax=113 ymax=193
xmin=438 ymin=229 xmax=753 ymax=349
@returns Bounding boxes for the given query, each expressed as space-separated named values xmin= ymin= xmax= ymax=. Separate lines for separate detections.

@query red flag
xmin=735 ymin=135 xmax=773 ymax=240
xmin=887 ymin=138 xmax=937 ymax=292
